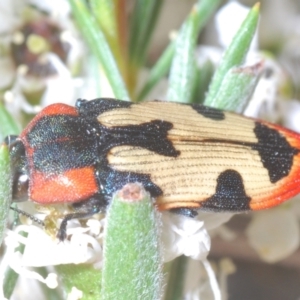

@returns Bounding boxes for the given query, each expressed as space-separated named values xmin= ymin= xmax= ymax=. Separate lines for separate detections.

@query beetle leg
xmin=57 ymin=194 xmax=108 ymax=241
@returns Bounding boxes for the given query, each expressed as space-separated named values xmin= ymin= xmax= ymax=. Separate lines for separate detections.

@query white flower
xmin=160 ymin=212 xmax=234 ymax=299
xmin=160 ymin=211 xmax=233 ymax=262
xmin=244 ymin=57 xmax=288 ymax=122
xmin=1 ymin=204 xmax=234 ymax=297
xmin=160 ymin=213 xmax=211 ymax=262
xmin=67 ymin=287 xmax=83 ymax=300
xmin=0 ymin=0 xmax=85 ymax=117
xmin=279 ymin=99 xmax=300 ymax=132
xmin=246 ymin=208 xmax=300 ymax=263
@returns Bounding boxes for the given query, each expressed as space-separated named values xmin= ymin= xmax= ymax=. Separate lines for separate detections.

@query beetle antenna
xmin=10 ymin=206 xmax=45 ymax=227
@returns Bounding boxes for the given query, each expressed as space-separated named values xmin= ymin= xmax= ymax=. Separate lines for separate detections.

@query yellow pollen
xmin=26 ymin=34 xmax=49 ymax=54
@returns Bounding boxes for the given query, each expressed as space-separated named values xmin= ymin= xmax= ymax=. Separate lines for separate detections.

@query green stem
xmin=136 ymin=0 xmax=222 ymax=102
xmin=164 ymin=256 xmax=188 ymax=300
xmin=102 ymin=183 xmax=163 ymax=300
xmin=205 ymin=3 xmax=260 ymax=105
xmin=69 ymin=0 xmax=130 ymax=101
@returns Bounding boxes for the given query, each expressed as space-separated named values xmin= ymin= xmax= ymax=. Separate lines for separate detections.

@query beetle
xmin=5 ymin=98 xmax=300 ymax=240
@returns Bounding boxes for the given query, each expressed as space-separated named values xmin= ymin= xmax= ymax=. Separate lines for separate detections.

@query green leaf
xmin=136 ymin=44 xmax=173 ymax=102
xmin=167 ymin=3 xmax=199 ymax=103
xmin=68 ymin=0 xmax=130 ymax=101
xmin=164 ymin=256 xmax=188 ymax=300
xmin=191 ymin=59 xmax=215 ymax=104
xmin=56 ymin=264 xmax=102 ymax=300
xmin=0 ymin=103 xmax=20 ymax=140
xmin=0 ymin=145 xmax=11 ymax=247
xmin=0 ymin=105 xmax=26 ymax=298
xmin=136 ymin=0 xmax=222 ymax=101
xmin=90 ymin=0 xmax=118 ymax=40
xmin=102 ymin=183 xmax=163 ymax=300
xmin=208 ymin=62 xmax=263 ymax=112
xmin=129 ymin=0 xmax=164 ymax=67
xmin=90 ymin=0 xmax=128 ymax=80
xmin=205 ymin=3 xmax=260 ymax=105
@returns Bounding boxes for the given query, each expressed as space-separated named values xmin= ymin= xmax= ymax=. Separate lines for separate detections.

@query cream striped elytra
xmin=5 ymin=98 xmax=300 ymax=240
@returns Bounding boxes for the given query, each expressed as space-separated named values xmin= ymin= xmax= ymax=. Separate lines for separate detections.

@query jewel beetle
xmin=5 ymin=98 xmax=300 ymax=240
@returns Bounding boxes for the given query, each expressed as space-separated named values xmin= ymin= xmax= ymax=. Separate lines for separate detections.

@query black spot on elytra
xmin=76 ymin=98 xmax=132 ymax=119
xmin=92 ymin=119 xmax=178 ymax=201
xmin=75 ymin=99 xmax=177 ymax=200
xmin=101 ymin=120 xmax=180 ymax=157
xmin=252 ymin=122 xmax=299 ymax=183
xmin=191 ymin=104 xmax=225 ymax=121
xmin=97 ymin=165 xmax=163 ymax=199
xmin=201 ymin=169 xmax=251 ymax=211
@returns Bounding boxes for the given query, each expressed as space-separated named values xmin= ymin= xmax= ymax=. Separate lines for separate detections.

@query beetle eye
xmin=4 ymin=136 xmax=29 ymax=203
xmin=12 ymin=173 xmax=29 ymax=202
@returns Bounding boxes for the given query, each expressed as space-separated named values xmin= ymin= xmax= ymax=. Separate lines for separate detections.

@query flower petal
xmin=246 ymin=209 xmax=300 ymax=263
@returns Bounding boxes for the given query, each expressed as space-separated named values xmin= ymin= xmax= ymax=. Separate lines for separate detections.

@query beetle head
xmin=4 ymin=135 xmax=29 ymax=202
